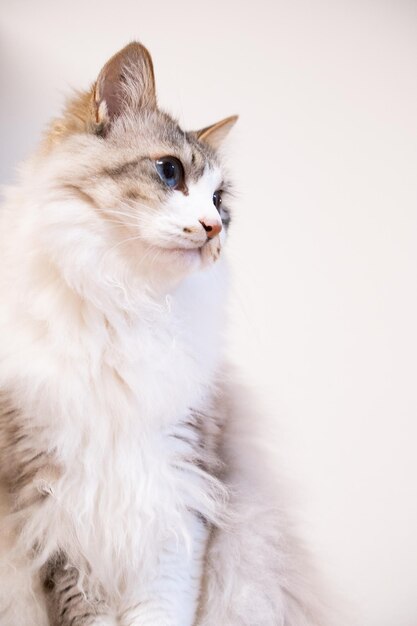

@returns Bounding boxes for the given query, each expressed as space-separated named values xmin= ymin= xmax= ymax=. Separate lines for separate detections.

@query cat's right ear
xmin=92 ymin=42 xmax=157 ymax=135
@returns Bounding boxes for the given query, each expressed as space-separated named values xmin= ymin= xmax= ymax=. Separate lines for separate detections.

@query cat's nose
xmin=199 ymin=218 xmax=222 ymax=239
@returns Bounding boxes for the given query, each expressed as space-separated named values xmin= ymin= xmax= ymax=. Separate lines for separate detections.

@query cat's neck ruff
xmin=0 ymin=191 xmax=229 ymax=436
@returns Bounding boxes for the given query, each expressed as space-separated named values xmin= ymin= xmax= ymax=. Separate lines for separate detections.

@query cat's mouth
xmin=167 ymin=244 xmax=205 ymax=254
xmin=154 ymin=238 xmax=221 ymax=266
xmin=147 ymin=235 xmax=221 ymax=267
xmin=161 ymin=246 xmax=205 ymax=263
xmin=157 ymin=240 xmax=209 ymax=255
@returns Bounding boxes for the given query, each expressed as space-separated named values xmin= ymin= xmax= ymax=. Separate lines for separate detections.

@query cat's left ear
xmin=93 ymin=42 xmax=157 ymax=134
xmin=195 ymin=115 xmax=238 ymax=150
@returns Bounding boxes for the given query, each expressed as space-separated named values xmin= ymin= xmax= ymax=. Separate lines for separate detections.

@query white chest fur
xmin=2 ymin=259 xmax=227 ymax=607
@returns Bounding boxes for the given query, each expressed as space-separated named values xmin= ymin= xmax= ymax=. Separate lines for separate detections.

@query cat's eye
xmin=213 ymin=190 xmax=222 ymax=212
xmin=155 ymin=157 xmax=184 ymax=189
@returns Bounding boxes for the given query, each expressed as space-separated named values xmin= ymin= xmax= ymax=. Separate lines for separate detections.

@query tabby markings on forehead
xmin=188 ymin=149 xmax=207 ymax=181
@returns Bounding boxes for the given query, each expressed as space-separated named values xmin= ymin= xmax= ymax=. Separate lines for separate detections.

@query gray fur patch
xmin=42 ymin=552 xmax=112 ymax=626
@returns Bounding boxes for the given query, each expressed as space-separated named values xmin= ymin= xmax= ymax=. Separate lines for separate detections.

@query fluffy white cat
xmin=0 ymin=42 xmax=331 ymax=626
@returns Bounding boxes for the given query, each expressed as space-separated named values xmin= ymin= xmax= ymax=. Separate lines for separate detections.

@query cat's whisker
xmin=97 ymin=208 xmax=140 ymax=222
xmin=99 ymin=234 xmax=144 ymax=270
xmin=119 ymin=199 xmax=158 ymax=214
xmin=98 ymin=208 xmax=155 ymax=230
xmin=99 ymin=218 xmax=136 ymax=229
xmin=144 ymin=246 xmax=163 ymax=268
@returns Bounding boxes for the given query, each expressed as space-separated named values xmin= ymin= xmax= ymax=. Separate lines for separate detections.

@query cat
xmin=0 ymin=42 xmax=331 ymax=625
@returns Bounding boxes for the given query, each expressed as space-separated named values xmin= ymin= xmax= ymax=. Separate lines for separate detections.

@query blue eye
xmin=155 ymin=157 xmax=184 ymax=189
xmin=213 ymin=190 xmax=222 ymax=211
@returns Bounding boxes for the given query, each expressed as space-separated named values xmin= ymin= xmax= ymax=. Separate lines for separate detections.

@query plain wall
xmin=1 ymin=1 xmax=417 ymax=624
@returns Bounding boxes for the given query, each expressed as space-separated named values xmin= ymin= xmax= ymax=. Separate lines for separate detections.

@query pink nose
xmin=199 ymin=218 xmax=222 ymax=239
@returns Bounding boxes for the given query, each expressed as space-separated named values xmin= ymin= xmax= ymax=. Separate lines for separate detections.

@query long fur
xmin=0 ymin=42 xmax=334 ymax=625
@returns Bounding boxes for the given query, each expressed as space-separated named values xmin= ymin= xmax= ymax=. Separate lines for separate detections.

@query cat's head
xmin=40 ymin=42 xmax=237 ymax=291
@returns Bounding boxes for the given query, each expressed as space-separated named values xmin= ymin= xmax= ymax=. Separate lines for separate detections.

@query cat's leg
xmin=119 ymin=513 xmax=208 ymax=626
xmin=42 ymin=552 xmax=117 ymax=626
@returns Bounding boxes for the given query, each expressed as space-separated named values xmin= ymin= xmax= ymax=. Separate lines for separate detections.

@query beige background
xmin=1 ymin=1 xmax=417 ymax=625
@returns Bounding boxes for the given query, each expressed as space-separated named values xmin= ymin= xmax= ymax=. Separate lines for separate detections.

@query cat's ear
xmin=93 ymin=42 xmax=157 ymax=134
xmin=195 ymin=115 xmax=238 ymax=150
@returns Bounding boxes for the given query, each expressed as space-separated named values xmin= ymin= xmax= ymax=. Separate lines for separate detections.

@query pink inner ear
xmin=96 ymin=68 xmax=125 ymax=122
xmin=94 ymin=42 xmax=157 ymax=126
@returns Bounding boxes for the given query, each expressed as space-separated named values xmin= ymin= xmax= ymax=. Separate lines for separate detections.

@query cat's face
xmin=43 ymin=43 xmax=237 ymax=289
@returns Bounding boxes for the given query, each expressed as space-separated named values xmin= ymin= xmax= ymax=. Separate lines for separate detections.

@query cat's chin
xmin=155 ymin=245 xmax=202 ymax=266
xmin=161 ymin=240 xmax=221 ymax=272
xmin=133 ymin=245 xmax=202 ymax=288
xmin=132 ymin=238 xmax=222 ymax=288
xmin=138 ymin=241 xmax=221 ymax=287
xmin=164 ymin=246 xmax=203 ymax=258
